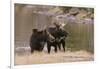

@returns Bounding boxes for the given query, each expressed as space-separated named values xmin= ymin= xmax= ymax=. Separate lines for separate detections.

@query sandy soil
xmin=15 ymin=50 xmax=94 ymax=65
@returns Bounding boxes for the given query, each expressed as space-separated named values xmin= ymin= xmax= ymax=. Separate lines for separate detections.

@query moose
xmin=29 ymin=24 xmax=68 ymax=54
xmin=30 ymin=29 xmax=47 ymax=53
xmin=46 ymin=23 xmax=68 ymax=53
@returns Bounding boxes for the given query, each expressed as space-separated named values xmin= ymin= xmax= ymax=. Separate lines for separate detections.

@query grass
xmin=64 ymin=23 xmax=94 ymax=53
xmin=15 ymin=51 xmax=93 ymax=65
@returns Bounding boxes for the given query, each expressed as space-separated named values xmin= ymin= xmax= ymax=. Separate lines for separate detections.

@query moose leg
xmin=62 ymin=40 xmax=65 ymax=52
xmin=40 ymin=42 xmax=45 ymax=51
xmin=58 ymin=43 xmax=61 ymax=51
xmin=47 ymin=43 xmax=51 ymax=54
xmin=54 ymin=45 xmax=57 ymax=53
xmin=31 ymin=48 xmax=34 ymax=53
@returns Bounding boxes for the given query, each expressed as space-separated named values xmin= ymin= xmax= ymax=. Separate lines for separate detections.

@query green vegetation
xmin=64 ymin=23 xmax=94 ymax=53
xmin=60 ymin=6 xmax=94 ymax=14
xmin=59 ymin=6 xmax=72 ymax=13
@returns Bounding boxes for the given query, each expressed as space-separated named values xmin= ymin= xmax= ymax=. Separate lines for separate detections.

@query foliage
xmin=64 ymin=23 xmax=94 ymax=53
xmin=59 ymin=6 xmax=72 ymax=13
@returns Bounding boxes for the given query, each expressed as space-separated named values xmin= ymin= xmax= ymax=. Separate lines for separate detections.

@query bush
xmin=64 ymin=23 xmax=94 ymax=53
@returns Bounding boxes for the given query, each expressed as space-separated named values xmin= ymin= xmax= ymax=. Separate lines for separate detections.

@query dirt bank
xmin=15 ymin=50 xmax=94 ymax=65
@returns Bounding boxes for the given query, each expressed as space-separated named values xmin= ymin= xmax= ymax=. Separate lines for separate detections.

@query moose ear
xmin=61 ymin=23 xmax=66 ymax=27
xmin=59 ymin=23 xmax=66 ymax=29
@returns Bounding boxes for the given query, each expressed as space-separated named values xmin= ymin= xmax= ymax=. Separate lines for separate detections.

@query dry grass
xmin=15 ymin=50 xmax=94 ymax=65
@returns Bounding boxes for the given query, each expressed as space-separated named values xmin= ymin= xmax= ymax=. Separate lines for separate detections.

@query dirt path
xmin=15 ymin=50 xmax=94 ymax=65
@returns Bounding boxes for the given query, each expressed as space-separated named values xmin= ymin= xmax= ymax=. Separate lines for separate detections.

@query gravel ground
xmin=15 ymin=50 xmax=94 ymax=65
